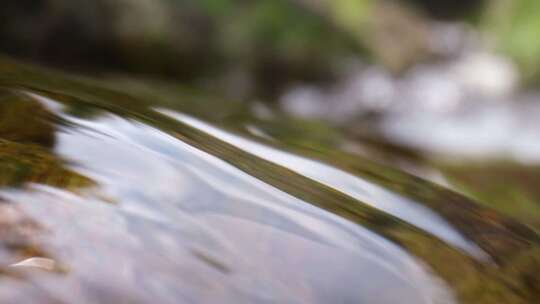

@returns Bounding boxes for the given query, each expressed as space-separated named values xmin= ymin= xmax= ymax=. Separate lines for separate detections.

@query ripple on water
xmin=0 ymin=93 xmax=456 ymax=303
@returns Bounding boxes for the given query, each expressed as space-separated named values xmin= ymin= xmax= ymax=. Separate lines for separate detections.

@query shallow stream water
xmin=0 ymin=58 xmax=538 ymax=303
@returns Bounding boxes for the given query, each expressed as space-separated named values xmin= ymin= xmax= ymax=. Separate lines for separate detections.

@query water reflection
xmin=10 ymin=257 xmax=56 ymax=271
xmin=158 ymin=109 xmax=485 ymax=259
xmin=3 ymin=95 xmax=452 ymax=303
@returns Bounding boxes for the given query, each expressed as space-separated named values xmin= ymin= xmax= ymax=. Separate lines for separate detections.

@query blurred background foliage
xmin=1 ymin=0 xmax=540 ymax=98
xmin=482 ymin=0 xmax=540 ymax=82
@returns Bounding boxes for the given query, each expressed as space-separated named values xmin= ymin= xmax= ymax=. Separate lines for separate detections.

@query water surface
xmin=0 ymin=58 xmax=538 ymax=303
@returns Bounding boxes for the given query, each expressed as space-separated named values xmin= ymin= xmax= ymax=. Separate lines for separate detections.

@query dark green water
xmin=0 ymin=57 xmax=538 ymax=303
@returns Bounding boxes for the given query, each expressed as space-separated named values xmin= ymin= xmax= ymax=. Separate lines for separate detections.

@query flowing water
xmin=0 ymin=58 xmax=539 ymax=303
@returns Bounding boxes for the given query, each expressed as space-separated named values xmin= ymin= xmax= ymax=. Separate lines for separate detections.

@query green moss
xmin=441 ymin=162 xmax=540 ymax=231
xmin=0 ymin=91 xmax=55 ymax=147
xmin=0 ymin=140 xmax=94 ymax=190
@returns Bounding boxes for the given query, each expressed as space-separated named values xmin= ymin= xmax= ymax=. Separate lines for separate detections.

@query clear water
xmin=0 ymin=58 xmax=538 ymax=303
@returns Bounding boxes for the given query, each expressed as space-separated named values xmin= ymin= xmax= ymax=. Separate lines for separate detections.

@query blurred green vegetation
xmin=0 ymin=0 xmax=364 ymax=98
xmin=3 ymin=0 xmax=540 ymax=98
xmin=482 ymin=0 xmax=540 ymax=82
